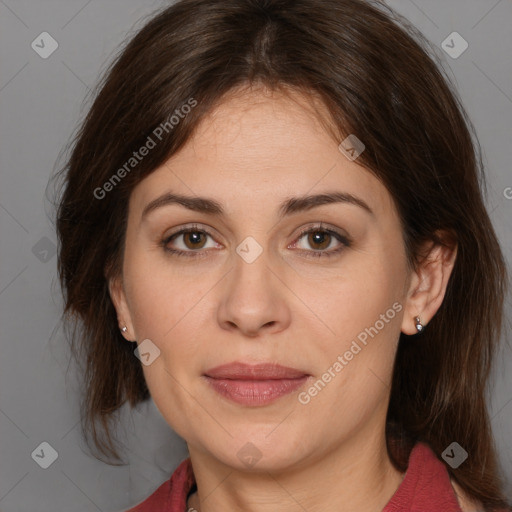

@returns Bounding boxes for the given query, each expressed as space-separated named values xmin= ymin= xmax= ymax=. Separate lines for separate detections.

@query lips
xmin=204 ymin=362 xmax=309 ymax=380
xmin=203 ymin=362 xmax=311 ymax=406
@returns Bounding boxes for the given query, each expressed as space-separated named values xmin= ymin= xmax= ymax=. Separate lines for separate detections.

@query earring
xmin=414 ymin=316 xmax=424 ymax=332
xmin=120 ymin=325 xmax=136 ymax=343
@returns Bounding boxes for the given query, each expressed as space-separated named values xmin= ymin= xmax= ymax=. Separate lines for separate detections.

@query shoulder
xmin=450 ymin=479 xmax=484 ymax=512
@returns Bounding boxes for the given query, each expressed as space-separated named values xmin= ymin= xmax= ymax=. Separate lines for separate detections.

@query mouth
xmin=202 ymin=362 xmax=311 ymax=406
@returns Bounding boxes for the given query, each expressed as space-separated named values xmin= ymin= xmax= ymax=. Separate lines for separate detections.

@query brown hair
xmin=53 ymin=0 xmax=510 ymax=508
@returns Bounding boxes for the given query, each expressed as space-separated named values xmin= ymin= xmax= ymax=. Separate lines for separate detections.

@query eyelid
xmin=163 ymin=222 xmax=218 ymax=241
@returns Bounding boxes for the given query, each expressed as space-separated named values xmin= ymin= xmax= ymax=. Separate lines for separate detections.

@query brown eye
xmin=307 ymin=231 xmax=332 ymax=250
xmin=162 ymin=227 xmax=218 ymax=256
xmin=182 ymin=231 xmax=207 ymax=249
xmin=291 ymin=226 xmax=351 ymax=259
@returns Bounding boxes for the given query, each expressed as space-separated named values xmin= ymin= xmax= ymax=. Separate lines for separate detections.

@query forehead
xmin=130 ymin=86 xmax=397 ymax=223
xmin=187 ymin=86 xmax=340 ymax=160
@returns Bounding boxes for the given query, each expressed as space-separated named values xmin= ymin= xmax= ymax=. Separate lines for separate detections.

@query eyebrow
xmin=141 ymin=191 xmax=374 ymax=220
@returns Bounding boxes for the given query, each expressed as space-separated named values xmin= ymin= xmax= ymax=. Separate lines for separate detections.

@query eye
xmin=161 ymin=224 xmax=219 ymax=257
xmin=290 ymin=224 xmax=351 ymax=258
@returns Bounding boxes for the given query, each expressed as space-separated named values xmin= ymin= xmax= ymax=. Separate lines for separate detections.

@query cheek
xmin=303 ymin=249 xmax=403 ymax=343
xmin=298 ymin=244 xmax=405 ymax=409
xmin=298 ymin=266 xmax=402 ymax=423
xmin=123 ymin=250 xmax=217 ymax=400
xmin=125 ymin=260 xmax=209 ymax=425
xmin=123 ymin=247 xmax=212 ymax=339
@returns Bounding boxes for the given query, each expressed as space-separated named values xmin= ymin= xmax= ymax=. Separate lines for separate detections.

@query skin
xmin=109 ymin=85 xmax=459 ymax=512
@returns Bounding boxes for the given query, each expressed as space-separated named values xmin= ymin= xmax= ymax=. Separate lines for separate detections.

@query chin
xmin=205 ymin=431 xmax=312 ymax=472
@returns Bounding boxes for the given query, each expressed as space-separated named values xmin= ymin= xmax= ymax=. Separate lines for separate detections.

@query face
xmin=110 ymin=86 xmax=419 ymax=472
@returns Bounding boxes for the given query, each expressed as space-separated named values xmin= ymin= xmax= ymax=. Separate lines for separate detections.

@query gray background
xmin=0 ymin=0 xmax=511 ymax=510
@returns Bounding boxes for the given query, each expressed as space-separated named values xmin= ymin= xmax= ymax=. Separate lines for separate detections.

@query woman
xmin=54 ymin=0 xmax=511 ymax=510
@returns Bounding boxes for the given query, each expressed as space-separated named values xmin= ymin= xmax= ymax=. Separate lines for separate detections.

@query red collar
xmin=126 ymin=441 xmax=464 ymax=511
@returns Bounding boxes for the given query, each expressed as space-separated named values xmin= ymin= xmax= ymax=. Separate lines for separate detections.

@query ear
xmin=401 ymin=230 xmax=457 ymax=335
xmin=108 ymin=275 xmax=136 ymax=342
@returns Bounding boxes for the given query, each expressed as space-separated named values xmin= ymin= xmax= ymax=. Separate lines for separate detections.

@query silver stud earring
xmin=414 ymin=316 xmax=424 ymax=332
xmin=121 ymin=326 xmax=127 ymax=333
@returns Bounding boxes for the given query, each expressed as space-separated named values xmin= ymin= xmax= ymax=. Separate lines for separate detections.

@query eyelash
xmin=160 ymin=223 xmax=352 ymax=259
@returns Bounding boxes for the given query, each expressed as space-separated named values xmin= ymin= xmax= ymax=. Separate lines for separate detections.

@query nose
xmin=216 ymin=250 xmax=292 ymax=337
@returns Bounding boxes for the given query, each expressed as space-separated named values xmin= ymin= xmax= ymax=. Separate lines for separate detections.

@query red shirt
xmin=124 ymin=442 xmax=469 ymax=511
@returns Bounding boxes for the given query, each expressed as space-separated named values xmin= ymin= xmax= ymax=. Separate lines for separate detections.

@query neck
xmin=186 ymin=429 xmax=404 ymax=512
